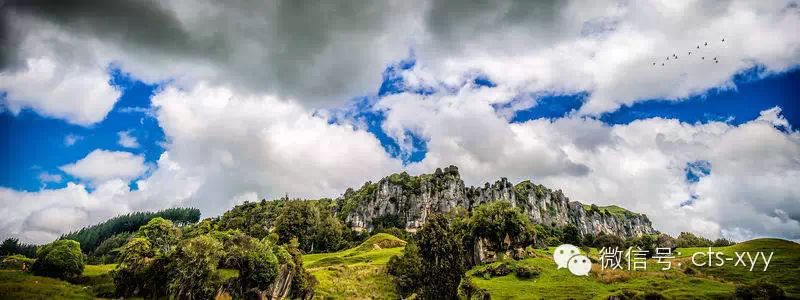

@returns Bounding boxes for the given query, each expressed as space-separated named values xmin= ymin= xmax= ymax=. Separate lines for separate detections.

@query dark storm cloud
xmin=0 ymin=0 xmax=414 ymax=106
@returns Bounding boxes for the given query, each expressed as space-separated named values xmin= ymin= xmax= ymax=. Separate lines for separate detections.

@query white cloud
xmin=38 ymin=172 xmax=62 ymax=184
xmin=59 ymin=150 xmax=147 ymax=185
xmin=63 ymin=134 xmax=83 ymax=147
xmin=376 ymin=87 xmax=800 ymax=241
xmin=117 ymin=130 xmax=140 ymax=148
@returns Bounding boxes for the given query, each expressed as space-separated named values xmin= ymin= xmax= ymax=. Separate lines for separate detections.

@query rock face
xmin=343 ymin=166 xmax=655 ymax=239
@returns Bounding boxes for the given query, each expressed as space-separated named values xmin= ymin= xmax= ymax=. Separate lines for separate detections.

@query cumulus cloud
xmin=1 ymin=0 xmax=798 ymax=244
xmin=372 ymin=84 xmax=800 ymax=240
xmin=0 ymin=83 xmax=402 ymax=243
xmin=117 ymin=130 xmax=140 ymax=148
xmin=59 ymin=150 xmax=147 ymax=185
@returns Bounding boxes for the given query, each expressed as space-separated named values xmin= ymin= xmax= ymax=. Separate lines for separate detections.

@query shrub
xmin=514 ymin=266 xmax=540 ymax=279
xmin=734 ymin=282 xmax=785 ymax=299
xmin=31 ymin=239 xmax=84 ymax=280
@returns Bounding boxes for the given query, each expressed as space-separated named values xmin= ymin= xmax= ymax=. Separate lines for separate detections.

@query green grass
xmin=304 ymin=233 xmax=406 ymax=299
xmin=219 ymin=268 xmax=240 ymax=281
xmin=82 ymin=264 xmax=116 ymax=277
xmin=0 ymin=270 xmax=93 ymax=299
xmin=465 ymin=256 xmax=733 ymax=299
xmin=581 ymin=204 xmax=639 ymax=218
xmin=676 ymin=238 xmax=800 ymax=298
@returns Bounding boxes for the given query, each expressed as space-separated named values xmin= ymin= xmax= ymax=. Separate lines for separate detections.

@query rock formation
xmin=342 ymin=166 xmax=655 ymax=238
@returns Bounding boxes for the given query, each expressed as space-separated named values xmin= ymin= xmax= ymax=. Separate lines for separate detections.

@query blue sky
xmin=1 ymin=70 xmax=164 ymax=191
xmin=1 ymin=0 xmax=799 ymax=243
xmin=3 ymin=65 xmax=797 ymax=191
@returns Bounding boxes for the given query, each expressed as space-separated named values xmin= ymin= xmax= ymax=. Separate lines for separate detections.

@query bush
xmin=514 ymin=266 xmax=540 ymax=279
xmin=168 ymin=235 xmax=224 ymax=300
xmin=734 ymin=282 xmax=785 ymax=299
xmin=31 ymin=239 xmax=84 ymax=280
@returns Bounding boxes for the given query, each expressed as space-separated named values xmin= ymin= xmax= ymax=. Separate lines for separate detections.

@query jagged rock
xmin=343 ymin=166 xmax=655 ymax=239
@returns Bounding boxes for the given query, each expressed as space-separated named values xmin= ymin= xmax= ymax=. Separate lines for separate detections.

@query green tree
xmin=593 ymin=232 xmax=625 ymax=250
xmin=31 ymin=239 xmax=84 ymax=280
xmin=387 ymin=241 xmax=422 ymax=297
xmin=675 ymin=232 xmax=712 ymax=248
xmin=0 ymin=238 xmax=37 ymax=258
xmin=470 ymin=201 xmax=532 ymax=252
xmin=417 ymin=213 xmax=467 ymax=299
xmin=169 ymin=235 xmax=224 ymax=300
xmin=562 ymin=225 xmax=582 ymax=246
xmin=274 ymin=200 xmax=320 ymax=252
xmin=114 ymin=237 xmax=171 ymax=298
xmin=138 ymin=217 xmax=182 ymax=254
xmin=313 ymin=215 xmax=344 ymax=252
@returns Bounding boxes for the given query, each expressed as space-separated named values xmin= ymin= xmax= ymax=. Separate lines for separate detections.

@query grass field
xmin=0 ymin=270 xmax=93 ymax=299
xmin=304 ymin=233 xmax=405 ymax=299
xmin=1 ymin=237 xmax=796 ymax=299
xmin=675 ymin=238 xmax=800 ymax=298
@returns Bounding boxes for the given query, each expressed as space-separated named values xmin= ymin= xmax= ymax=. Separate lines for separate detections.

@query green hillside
xmin=675 ymin=238 xmax=800 ymax=298
xmin=303 ymin=233 xmax=406 ymax=299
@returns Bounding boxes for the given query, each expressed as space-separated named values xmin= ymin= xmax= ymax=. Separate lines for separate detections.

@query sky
xmin=1 ymin=0 xmax=799 ymax=244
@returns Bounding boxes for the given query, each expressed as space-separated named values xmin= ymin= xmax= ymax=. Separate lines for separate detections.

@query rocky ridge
xmin=341 ymin=166 xmax=655 ymax=238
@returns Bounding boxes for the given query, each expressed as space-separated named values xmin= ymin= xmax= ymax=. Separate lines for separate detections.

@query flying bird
xmin=704 ymin=42 xmax=708 ymax=46
xmin=722 ymin=38 xmax=725 ymax=42
xmin=702 ymin=56 xmax=705 ymax=60
xmin=688 ymin=51 xmax=692 ymax=55
xmin=662 ymin=63 xmax=665 ymax=66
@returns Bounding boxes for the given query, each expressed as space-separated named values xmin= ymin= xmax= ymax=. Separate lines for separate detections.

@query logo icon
xmin=554 ymin=244 xmax=591 ymax=276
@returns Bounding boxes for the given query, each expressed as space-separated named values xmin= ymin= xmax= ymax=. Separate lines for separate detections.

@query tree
xmin=274 ymin=200 xmax=320 ymax=252
xmin=470 ymin=201 xmax=532 ymax=252
xmin=387 ymin=241 xmax=422 ymax=297
xmin=61 ymin=207 xmax=200 ymax=253
xmin=417 ymin=213 xmax=467 ymax=299
xmin=215 ymin=230 xmax=281 ymax=297
xmin=169 ymin=235 xmax=224 ymax=300
xmin=31 ymin=239 xmax=84 ymax=280
xmin=675 ymin=232 xmax=712 ymax=248
xmin=114 ymin=237 xmax=171 ymax=298
xmin=138 ymin=217 xmax=182 ymax=254
xmin=313 ymin=215 xmax=344 ymax=252
xmin=114 ymin=217 xmax=182 ymax=298
xmin=593 ymin=232 xmax=625 ymax=250
xmin=0 ymin=238 xmax=37 ymax=258
xmin=562 ymin=225 xmax=582 ymax=246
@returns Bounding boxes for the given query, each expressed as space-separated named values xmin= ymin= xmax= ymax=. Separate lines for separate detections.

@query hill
xmin=303 ymin=233 xmax=406 ymax=299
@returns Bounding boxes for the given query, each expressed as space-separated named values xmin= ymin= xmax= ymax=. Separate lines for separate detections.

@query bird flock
xmin=653 ymin=38 xmax=725 ymax=67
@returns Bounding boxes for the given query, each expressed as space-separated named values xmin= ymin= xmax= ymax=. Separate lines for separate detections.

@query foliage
xmin=470 ymin=201 xmax=533 ymax=253
xmin=31 ymin=239 xmax=84 ymax=280
xmin=625 ymin=234 xmax=658 ymax=257
xmin=387 ymin=241 xmax=422 ymax=297
xmin=337 ymin=181 xmax=379 ymax=219
xmin=168 ymin=235 xmax=224 ymax=300
xmin=61 ymin=207 xmax=200 ymax=253
xmin=675 ymin=232 xmax=713 ymax=248
xmin=113 ymin=217 xmax=183 ymax=298
xmin=372 ymin=213 xmax=405 ymax=230
xmin=89 ymin=232 xmax=131 ymax=264
xmin=216 ymin=200 xmax=283 ymax=239
xmin=562 ymin=225 xmax=582 ymax=246
xmin=593 ymin=232 xmax=625 ymax=250
xmin=0 ymin=238 xmax=38 ymax=258
xmin=417 ymin=213 xmax=469 ymax=299
xmin=137 ymin=217 xmax=182 ymax=254
xmin=713 ymin=237 xmax=735 ymax=247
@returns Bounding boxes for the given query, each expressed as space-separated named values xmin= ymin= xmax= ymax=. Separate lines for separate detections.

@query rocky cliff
xmin=342 ymin=166 xmax=655 ymax=238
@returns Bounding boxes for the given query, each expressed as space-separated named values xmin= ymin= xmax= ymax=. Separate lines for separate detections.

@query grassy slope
xmin=675 ymin=238 xmax=800 ymax=298
xmin=0 ymin=263 xmax=118 ymax=300
xmin=304 ymin=233 xmax=405 ymax=299
xmin=470 ymin=239 xmax=800 ymax=299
